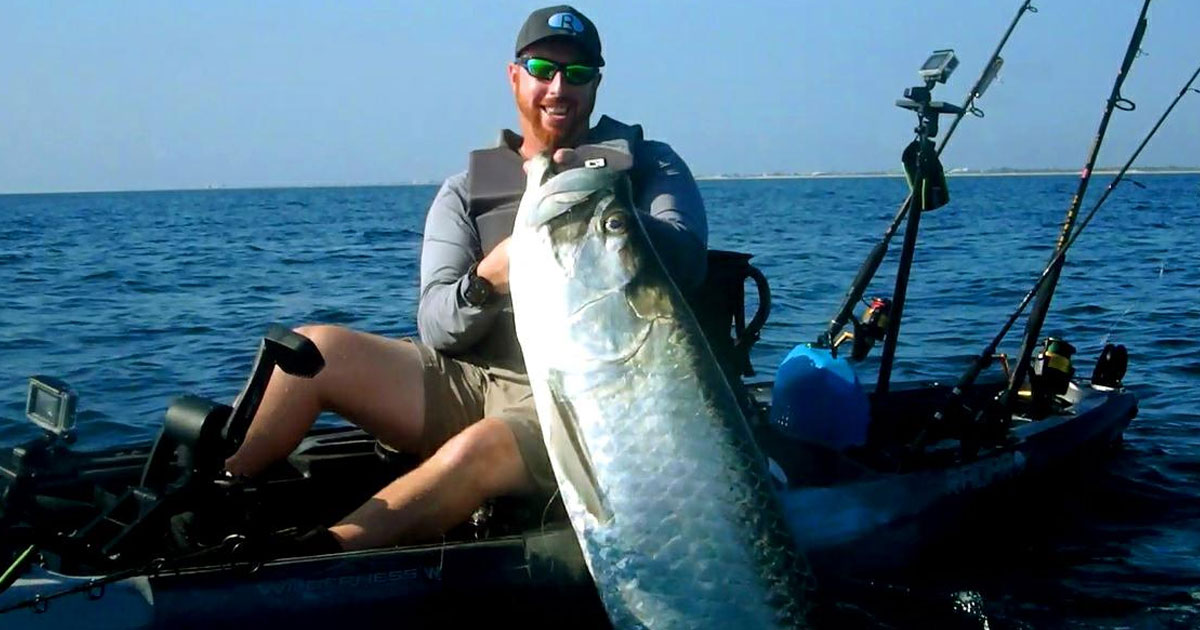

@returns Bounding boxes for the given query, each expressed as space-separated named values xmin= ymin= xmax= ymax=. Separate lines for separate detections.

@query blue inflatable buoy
xmin=769 ymin=344 xmax=871 ymax=450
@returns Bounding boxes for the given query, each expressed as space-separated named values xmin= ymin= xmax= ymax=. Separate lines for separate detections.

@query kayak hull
xmin=0 ymin=380 xmax=1137 ymax=628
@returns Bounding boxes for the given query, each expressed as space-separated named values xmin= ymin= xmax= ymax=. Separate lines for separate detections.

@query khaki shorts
xmin=404 ymin=339 xmax=556 ymax=496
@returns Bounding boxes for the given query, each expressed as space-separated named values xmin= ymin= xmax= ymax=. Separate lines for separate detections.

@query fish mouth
xmin=523 ymin=168 xmax=617 ymax=229
xmin=603 ymin=320 xmax=652 ymax=367
xmin=565 ymin=291 xmax=654 ymax=367
xmin=525 ymin=191 xmax=592 ymax=229
xmin=567 ymin=286 xmax=627 ymax=322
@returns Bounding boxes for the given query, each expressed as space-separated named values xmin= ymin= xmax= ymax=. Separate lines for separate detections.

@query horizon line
xmin=3 ymin=167 xmax=1198 ymax=197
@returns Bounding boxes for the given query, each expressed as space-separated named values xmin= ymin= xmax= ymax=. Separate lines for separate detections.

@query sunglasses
xmin=516 ymin=56 xmax=600 ymax=86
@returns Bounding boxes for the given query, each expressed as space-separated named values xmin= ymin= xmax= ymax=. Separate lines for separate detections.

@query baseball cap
xmin=514 ymin=5 xmax=604 ymax=67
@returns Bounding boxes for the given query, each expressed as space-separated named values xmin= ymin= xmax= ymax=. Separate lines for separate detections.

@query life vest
xmin=461 ymin=116 xmax=643 ymax=369
xmin=466 ymin=115 xmax=643 ymax=256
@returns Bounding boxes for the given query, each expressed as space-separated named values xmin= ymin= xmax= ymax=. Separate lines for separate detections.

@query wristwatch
xmin=462 ymin=262 xmax=494 ymax=307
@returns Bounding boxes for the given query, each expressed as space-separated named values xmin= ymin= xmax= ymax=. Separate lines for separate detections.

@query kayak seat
xmin=686 ymin=249 xmax=772 ymax=420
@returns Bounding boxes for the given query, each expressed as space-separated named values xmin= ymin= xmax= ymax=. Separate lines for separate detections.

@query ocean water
xmin=1 ymin=174 xmax=1197 ymax=628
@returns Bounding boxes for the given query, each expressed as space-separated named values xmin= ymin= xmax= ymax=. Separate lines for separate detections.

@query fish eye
xmin=603 ymin=213 xmax=627 ymax=234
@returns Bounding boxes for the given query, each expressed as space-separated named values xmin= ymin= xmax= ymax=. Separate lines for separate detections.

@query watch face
xmin=466 ymin=273 xmax=492 ymax=306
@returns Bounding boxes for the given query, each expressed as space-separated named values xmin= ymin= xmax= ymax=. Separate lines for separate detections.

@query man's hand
xmin=477 ymin=237 xmax=510 ymax=295
xmin=522 ymin=148 xmax=585 ymax=175
xmin=551 ymin=148 xmax=584 ymax=169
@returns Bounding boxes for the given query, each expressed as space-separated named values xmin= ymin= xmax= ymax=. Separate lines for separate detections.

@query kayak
xmin=0 ymin=240 xmax=1139 ymax=630
xmin=0 ymin=362 xmax=1136 ymax=628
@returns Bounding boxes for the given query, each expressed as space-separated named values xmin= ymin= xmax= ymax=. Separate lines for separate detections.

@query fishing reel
xmin=1016 ymin=336 xmax=1077 ymax=414
xmin=1033 ymin=337 xmax=1076 ymax=398
xmin=1090 ymin=343 xmax=1128 ymax=389
xmin=832 ymin=296 xmax=891 ymax=361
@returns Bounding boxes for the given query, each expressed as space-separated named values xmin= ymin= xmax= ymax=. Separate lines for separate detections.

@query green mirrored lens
xmin=521 ymin=57 xmax=597 ymax=85
xmin=525 ymin=58 xmax=558 ymax=81
xmin=563 ymin=65 xmax=598 ymax=85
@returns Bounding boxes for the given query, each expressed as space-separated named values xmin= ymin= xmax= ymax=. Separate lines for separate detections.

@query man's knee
xmin=291 ymin=323 xmax=400 ymax=389
xmin=435 ymin=418 xmax=534 ymax=499
xmin=284 ymin=324 xmax=355 ymax=397
xmin=290 ymin=324 xmax=427 ymax=445
xmin=294 ymin=324 xmax=350 ymax=359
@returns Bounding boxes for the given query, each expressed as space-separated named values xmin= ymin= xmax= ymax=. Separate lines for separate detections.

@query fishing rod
xmin=817 ymin=0 xmax=1038 ymax=350
xmin=997 ymin=0 xmax=1152 ymax=421
xmin=923 ymin=56 xmax=1200 ymax=448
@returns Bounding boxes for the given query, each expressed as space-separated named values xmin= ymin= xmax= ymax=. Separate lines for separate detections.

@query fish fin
xmin=545 ymin=370 xmax=614 ymax=524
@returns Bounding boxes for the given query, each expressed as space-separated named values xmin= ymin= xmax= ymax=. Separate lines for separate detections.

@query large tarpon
xmin=508 ymin=154 xmax=810 ymax=629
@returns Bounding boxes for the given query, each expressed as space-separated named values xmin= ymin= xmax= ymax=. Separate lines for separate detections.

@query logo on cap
xmin=547 ymin=12 xmax=585 ymax=33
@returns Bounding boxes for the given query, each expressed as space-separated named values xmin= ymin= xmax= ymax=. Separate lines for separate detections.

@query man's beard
xmin=518 ymin=97 xmax=592 ymax=150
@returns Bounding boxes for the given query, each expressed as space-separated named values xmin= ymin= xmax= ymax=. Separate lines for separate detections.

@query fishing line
xmin=535 ymin=488 xmax=564 ymax=575
xmin=540 ymin=487 xmax=562 ymax=534
xmin=1099 ymin=305 xmax=1135 ymax=353
xmin=924 ymin=55 xmax=1200 ymax=445
xmin=1096 ymin=241 xmax=1170 ymax=352
xmin=817 ymin=0 xmax=1038 ymax=347
xmin=1002 ymin=0 xmax=1153 ymax=412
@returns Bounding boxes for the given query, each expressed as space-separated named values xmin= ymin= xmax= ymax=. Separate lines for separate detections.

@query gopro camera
xmin=26 ymin=375 xmax=77 ymax=440
xmin=919 ymin=49 xmax=959 ymax=85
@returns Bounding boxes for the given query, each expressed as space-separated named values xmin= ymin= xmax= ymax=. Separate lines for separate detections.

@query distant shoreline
xmin=3 ymin=169 xmax=1198 ymax=196
xmin=696 ymin=169 xmax=1200 ymax=181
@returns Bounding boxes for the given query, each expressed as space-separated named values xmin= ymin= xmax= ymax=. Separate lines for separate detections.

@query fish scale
xmin=510 ymin=155 xmax=809 ymax=629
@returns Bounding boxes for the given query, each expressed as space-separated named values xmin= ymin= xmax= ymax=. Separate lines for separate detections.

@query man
xmin=222 ymin=5 xmax=707 ymax=552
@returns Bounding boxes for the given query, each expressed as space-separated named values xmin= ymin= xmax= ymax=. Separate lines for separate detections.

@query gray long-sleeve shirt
xmin=417 ymin=129 xmax=708 ymax=360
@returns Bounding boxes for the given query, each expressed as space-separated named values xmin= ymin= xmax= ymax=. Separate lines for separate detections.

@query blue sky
xmin=2 ymin=1 xmax=1198 ymax=193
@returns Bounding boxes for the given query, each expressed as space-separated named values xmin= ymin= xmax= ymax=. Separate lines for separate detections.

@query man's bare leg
xmin=330 ymin=417 xmax=535 ymax=550
xmin=224 ymin=325 xmax=427 ymax=478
